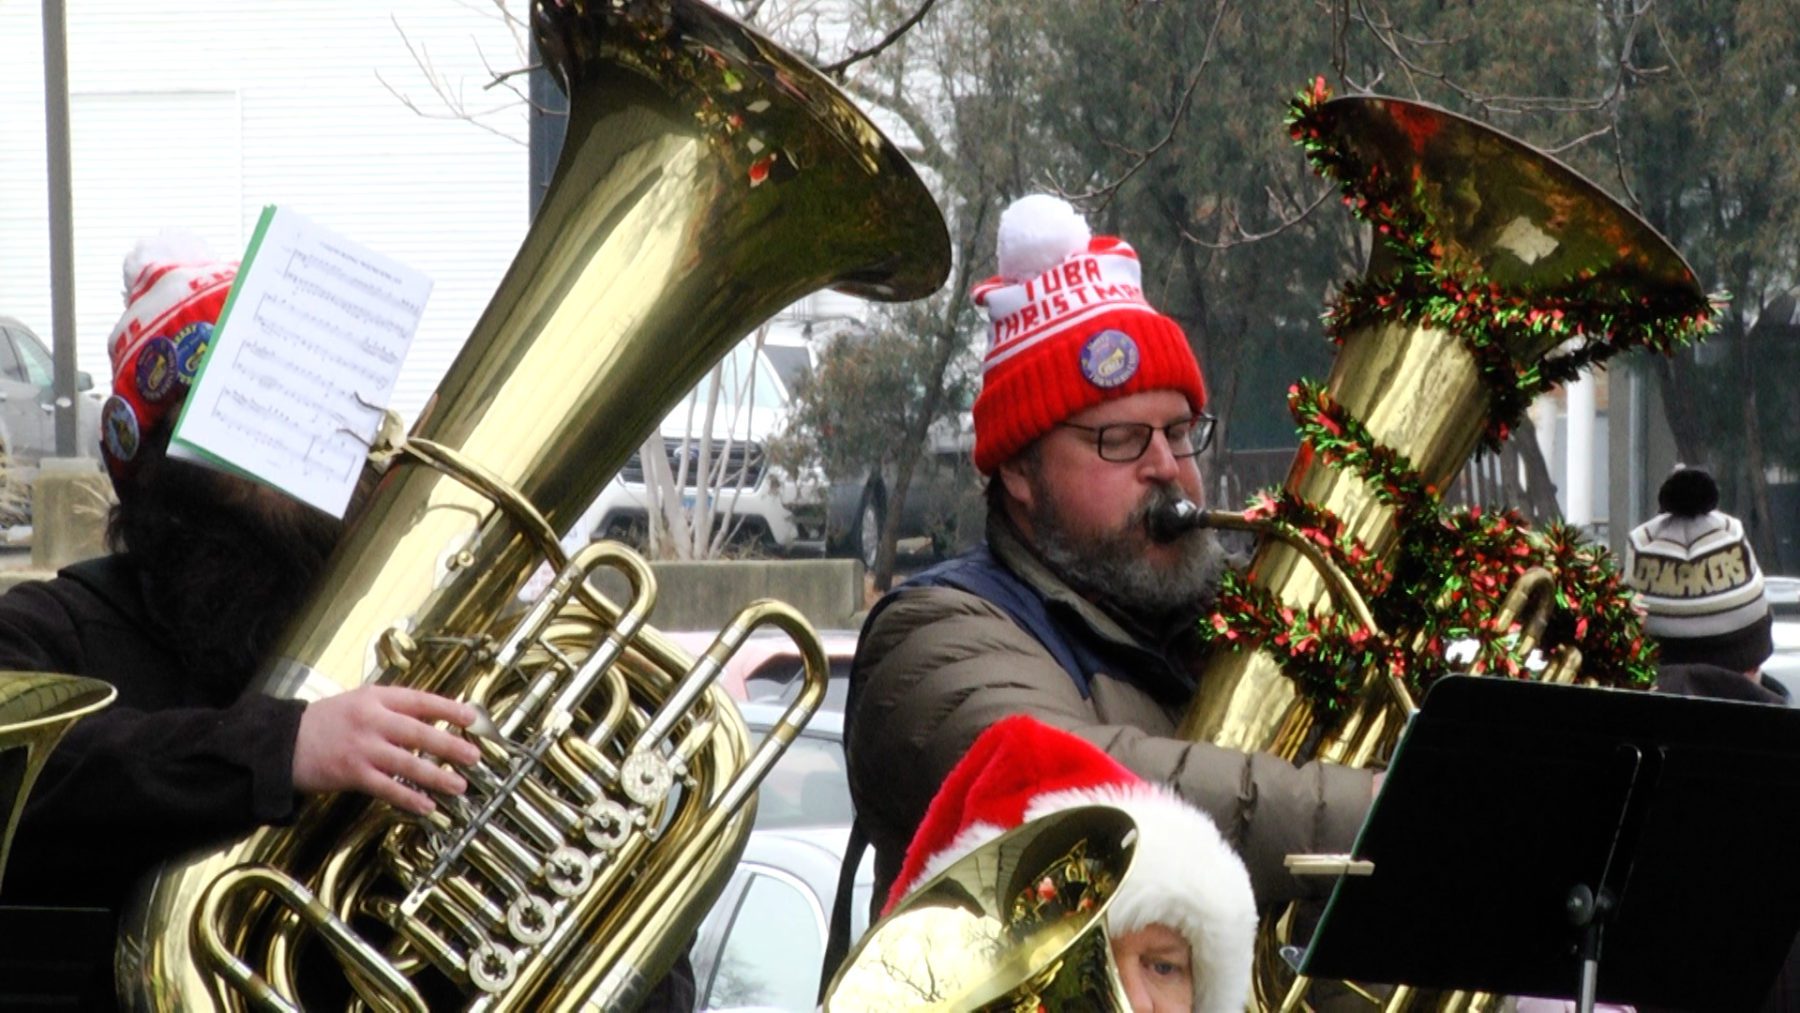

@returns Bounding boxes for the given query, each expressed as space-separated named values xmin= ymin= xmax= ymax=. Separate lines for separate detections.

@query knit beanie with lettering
xmin=970 ymin=194 xmax=1206 ymax=474
xmin=1624 ymin=467 xmax=1773 ymax=672
xmin=99 ymin=232 xmax=237 ymax=477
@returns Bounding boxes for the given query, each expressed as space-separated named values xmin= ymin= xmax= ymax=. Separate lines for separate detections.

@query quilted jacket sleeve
xmin=846 ymin=584 xmax=1373 ymax=911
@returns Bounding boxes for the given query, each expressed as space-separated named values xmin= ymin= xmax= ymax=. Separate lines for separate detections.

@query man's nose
xmin=1137 ymin=429 xmax=1181 ymax=482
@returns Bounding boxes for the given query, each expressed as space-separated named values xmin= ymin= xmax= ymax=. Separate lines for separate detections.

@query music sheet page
xmin=169 ymin=205 xmax=432 ymax=518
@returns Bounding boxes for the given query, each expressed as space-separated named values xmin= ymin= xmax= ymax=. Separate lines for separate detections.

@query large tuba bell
xmin=1171 ymin=91 xmax=1709 ymax=1010
xmin=0 ymin=673 xmax=114 ymax=890
xmin=115 ymin=1 xmax=949 ymax=1009
xmin=824 ymin=805 xmax=1140 ymax=1011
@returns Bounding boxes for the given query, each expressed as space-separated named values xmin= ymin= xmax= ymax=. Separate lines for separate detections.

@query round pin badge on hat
xmin=172 ymin=321 xmax=213 ymax=386
xmin=101 ymin=394 xmax=142 ymax=462
xmin=134 ymin=337 xmax=180 ymax=404
xmin=1079 ymin=329 xmax=1139 ymax=388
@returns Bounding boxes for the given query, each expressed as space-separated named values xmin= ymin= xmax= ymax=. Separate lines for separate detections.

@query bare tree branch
xmin=383 ymin=11 xmax=531 ymax=145
xmin=1541 ymin=123 xmax=1614 ymax=156
xmin=1058 ymin=0 xmax=1232 ymax=206
xmin=820 ymin=0 xmax=942 ymax=77
xmin=1182 ymin=187 xmax=1334 ymax=250
xmin=1343 ymin=0 xmax=1658 ymax=120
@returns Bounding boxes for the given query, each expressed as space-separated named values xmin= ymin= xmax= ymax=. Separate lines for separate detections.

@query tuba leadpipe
xmin=117 ymin=1 xmax=949 ymax=1009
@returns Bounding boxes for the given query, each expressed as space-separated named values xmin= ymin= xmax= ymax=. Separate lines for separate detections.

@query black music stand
xmin=1299 ymin=675 xmax=1800 ymax=1012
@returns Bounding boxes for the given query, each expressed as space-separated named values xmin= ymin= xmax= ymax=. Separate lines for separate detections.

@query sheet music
xmin=169 ymin=205 xmax=432 ymax=518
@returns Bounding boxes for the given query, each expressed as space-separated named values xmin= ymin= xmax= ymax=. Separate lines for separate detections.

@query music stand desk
xmin=1300 ymin=675 xmax=1800 ymax=1012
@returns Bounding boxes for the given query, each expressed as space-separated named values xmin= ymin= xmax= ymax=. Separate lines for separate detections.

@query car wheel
xmin=852 ymin=484 xmax=884 ymax=571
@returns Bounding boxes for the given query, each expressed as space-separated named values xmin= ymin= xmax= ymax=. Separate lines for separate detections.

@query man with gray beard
xmin=837 ymin=195 xmax=1376 ymax=946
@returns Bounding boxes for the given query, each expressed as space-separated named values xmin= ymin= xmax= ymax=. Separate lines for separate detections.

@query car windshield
xmin=750 ymin=733 xmax=852 ymax=830
xmin=743 ymin=655 xmax=854 ymax=711
xmin=671 ymin=341 xmax=786 ymax=419
xmin=13 ymin=327 xmax=53 ymax=387
xmin=762 ymin=344 xmax=810 ymax=397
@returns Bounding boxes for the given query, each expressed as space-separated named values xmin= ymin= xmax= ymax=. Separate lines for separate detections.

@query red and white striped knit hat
xmin=99 ymin=232 xmax=237 ymax=473
xmin=886 ymin=715 xmax=1257 ymax=1013
xmin=970 ymin=194 xmax=1207 ymax=473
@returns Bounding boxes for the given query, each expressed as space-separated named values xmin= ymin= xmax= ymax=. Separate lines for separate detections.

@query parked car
xmin=823 ymin=408 xmax=984 ymax=570
xmin=688 ymin=823 xmax=872 ymax=1012
xmin=0 ymin=315 xmax=102 ymax=520
xmin=663 ymin=627 xmax=859 ymax=710
xmin=585 ymin=338 xmax=827 ymax=556
xmin=578 ymin=329 xmax=982 ymax=570
xmin=688 ymin=698 xmax=872 ymax=1011
xmin=1759 ymin=576 xmax=1800 ymax=705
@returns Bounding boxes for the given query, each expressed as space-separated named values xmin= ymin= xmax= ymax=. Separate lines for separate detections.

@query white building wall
xmin=1 ymin=1 xmax=528 ymax=425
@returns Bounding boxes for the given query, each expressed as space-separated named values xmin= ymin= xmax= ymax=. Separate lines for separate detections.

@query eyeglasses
xmin=1057 ymin=412 xmax=1217 ymax=463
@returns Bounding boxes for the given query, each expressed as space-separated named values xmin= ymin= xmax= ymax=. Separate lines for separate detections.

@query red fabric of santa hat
xmin=886 ymin=714 xmax=1258 ymax=1013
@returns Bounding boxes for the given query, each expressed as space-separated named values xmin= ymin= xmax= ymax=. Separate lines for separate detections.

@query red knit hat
xmin=99 ymin=232 xmax=237 ymax=473
xmin=887 ymin=715 xmax=1257 ymax=1013
xmin=970 ymin=195 xmax=1207 ymax=474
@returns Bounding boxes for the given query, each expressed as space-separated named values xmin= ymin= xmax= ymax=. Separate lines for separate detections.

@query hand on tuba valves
xmin=291 ymin=686 xmax=483 ymax=816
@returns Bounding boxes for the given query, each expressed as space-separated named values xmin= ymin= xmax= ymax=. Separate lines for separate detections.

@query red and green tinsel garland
xmin=1200 ymin=501 xmax=1657 ymax=714
xmin=1198 ymin=381 xmax=1658 ymax=715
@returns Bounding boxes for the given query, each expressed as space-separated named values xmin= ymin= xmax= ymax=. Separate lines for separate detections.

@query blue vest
xmin=858 ymin=543 xmax=1108 ymax=699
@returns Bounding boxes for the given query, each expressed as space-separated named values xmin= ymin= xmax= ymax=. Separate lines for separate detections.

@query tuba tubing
xmin=116 ymin=1 xmax=949 ymax=1009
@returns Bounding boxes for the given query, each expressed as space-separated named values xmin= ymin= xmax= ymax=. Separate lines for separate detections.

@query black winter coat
xmin=4 ymin=555 xmax=305 ymax=910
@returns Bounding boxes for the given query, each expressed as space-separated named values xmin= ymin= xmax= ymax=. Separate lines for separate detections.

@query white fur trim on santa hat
xmin=1028 ymin=783 xmax=1258 ymax=1013
xmin=996 ymin=194 xmax=1092 ymax=282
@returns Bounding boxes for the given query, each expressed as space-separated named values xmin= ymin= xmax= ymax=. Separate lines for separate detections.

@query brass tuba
xmin=116 ymin=1 xmax=949 ymax=1008
xmin=1172 ymin=95 xmax=1706 ymax=1010
xmin=823 ymin=805 xmax=1140 ymax=1011
xmin=0 ymin=673 xmax=114 ymax=890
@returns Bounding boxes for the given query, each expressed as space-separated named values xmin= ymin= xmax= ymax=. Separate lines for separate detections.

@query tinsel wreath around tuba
xmin=115 ymin=1 xmax=949 ymax=1010
xmin=1165 ymin=80 xmax=1717 ymax=1012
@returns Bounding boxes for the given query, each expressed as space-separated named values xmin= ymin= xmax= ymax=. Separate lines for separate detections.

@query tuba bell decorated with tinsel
xmin=114 ymin=1 xmax=949 ymax=1009
xmin=1174 ymin=80 xmax=1716 ymax=1010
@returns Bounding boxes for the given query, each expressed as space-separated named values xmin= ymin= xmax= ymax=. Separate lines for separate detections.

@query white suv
xmin=579 ymin=336 xmax=824 ymax=554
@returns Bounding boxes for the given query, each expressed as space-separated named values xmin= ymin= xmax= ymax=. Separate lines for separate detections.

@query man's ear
xmin=998 ymin=457 xmax=1034 ymax=514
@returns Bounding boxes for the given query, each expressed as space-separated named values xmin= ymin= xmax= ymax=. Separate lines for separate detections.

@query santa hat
xmin=970 ymin=194 xmax=1207 ymax=474
xmin=98 ymin=231 xmax=237 ymax=473
xmin=886 ymin=715 xmax=1257 ymax=1013
xmin=1625 ymin=467 xmax=1773 ymax=672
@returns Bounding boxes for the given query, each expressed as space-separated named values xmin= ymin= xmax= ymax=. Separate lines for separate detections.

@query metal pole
xmin=42 ymin=0 xmax=80 ymax=457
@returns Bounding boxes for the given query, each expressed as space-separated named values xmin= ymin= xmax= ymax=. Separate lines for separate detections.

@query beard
xmin=1027 ymin=478 xmax=1226 ymax=620
xmin=112 ymin=449 xmax=345 ymax=700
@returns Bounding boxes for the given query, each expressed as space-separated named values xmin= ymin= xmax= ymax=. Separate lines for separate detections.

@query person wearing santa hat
xmin=837 ymin=194 xmax=1375 ymax=962
xmin=862 ymin=714 xmax=1258 ymax=1013
xmin=0 ymin=234 xmax=579 ymax=1008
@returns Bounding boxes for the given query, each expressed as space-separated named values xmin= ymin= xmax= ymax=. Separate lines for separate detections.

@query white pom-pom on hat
xmin=996 ymin=194 xmax=1092 ymax=282
xmin=121 ymin=229 xmax=217 ymax=303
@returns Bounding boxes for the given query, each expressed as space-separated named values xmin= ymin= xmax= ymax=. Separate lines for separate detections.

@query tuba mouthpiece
xmin=1149 ymin=498 xmax=1204 ymax=543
